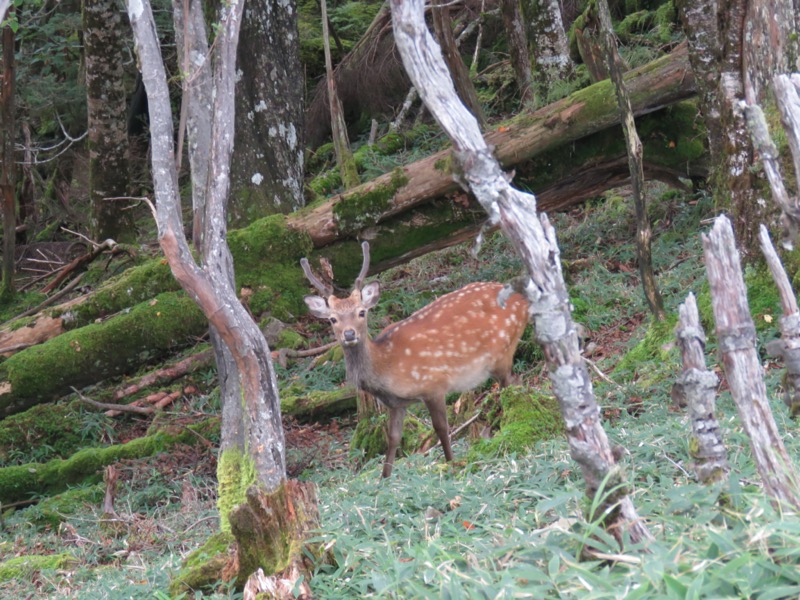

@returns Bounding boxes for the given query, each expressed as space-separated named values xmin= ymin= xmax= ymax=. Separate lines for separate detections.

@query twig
xmin=8 ymin=273 xmax=84 ymax=324
xmin=583 ymin=356 xmax=622 ymax=388
xmin=72 ymin=386 xmax=155 ymax=415
xmin=183 ymin=515 xmax=219 ymax=533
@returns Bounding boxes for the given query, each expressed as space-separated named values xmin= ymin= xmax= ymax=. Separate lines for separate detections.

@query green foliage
xmin=468 ymin=387 xmax=563 ymax=459
xmin=24 ymin=484 xmax=104 ymax=529
xmin=350 ymin=411 xmax=426 ymax=460
xmin=614 ymin=315 xmax=679 ymax=382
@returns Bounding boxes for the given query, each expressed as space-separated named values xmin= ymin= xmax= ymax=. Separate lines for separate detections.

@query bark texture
xmin=703 ymin=216 xmax=800 ymax=509
xmin=525 ymin=0 xmax=573 ymax=86
xmin=501 ymin=0 xmax=533 ymax=103
xmin=674 ymin=293 xmax=728 ymax=484
xmin=677 ymin=0 xmax=763 ymax=255
xmin=391 ymin=0 xmax=652 ymax=545
xmin=83 ymin=0 xmax=135 ymax=242
xmin=229 ymin=0 xmax=305 ymax=226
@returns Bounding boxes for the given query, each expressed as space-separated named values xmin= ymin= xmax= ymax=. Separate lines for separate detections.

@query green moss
xmin=516 ymin=102 xmax=705 ymax=194
xmin=169 ymin=531 xmax=235 ymax=597
xmin=227 ymin=214 xmax=314 ymax=320
xmin=614 ymin=314 xmax=678 ymax=380
xmin=57 ymin=257 xmax=180 ymax=329
xmin=332 ymin=168 xmax=409 ymax=235
xmin=0 ymin=400 xmax=95 ymax=464
xmin=351 ymin=411 xmax=426 ymax=461
xmin=320 ymin=199 xmax=483 ymax=286
xmin=0 ymin=553 xmax=77 ymax=581
xmin=0 ymin=418 xmax=219 ymax=504
xmin=275 ymin=328 xmax=304 ymax=350
xmin=25 ymin=484 xmax=104 ymax=529
xmin=281 ymin=387 xmax=357 ymax=422
xmin=468 ymin=387 xmax=563 ymax=459
xmin=0 ymin=291 xmax=208 ymax=416
xmin=217 ymin=449 xmax=257 ymax=533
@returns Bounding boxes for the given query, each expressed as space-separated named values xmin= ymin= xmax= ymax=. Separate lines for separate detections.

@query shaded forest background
xmin=1 ymin=0 xmax=800 ymax=596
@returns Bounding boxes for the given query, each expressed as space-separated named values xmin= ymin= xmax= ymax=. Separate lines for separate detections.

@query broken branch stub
xmin=703 ymin=215 xmax=800 ymax=509
xmin=759 ymin=225 xmax=800 ymax=416
xmin=674 ymin=292 xmax=728 ymax=484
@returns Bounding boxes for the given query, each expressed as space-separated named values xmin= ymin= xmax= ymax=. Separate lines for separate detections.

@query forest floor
xmin=3 ymin=183 xmax=800 ymax=598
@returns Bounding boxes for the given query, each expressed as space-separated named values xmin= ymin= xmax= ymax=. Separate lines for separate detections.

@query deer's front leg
xmin=382 ymin=405 xmax=406 ymax=478
xmin=425 ymin=396 xmax=453 ymax=462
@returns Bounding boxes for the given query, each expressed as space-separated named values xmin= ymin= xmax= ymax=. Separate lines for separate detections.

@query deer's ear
xmin=304 ymin=295 xmax=331 ymax=319
xmin=361 ymin=281 xmax=381 ymax=309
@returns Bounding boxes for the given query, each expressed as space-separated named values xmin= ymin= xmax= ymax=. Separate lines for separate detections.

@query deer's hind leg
xmin=424 ymin=396 xmax=453 ymax=462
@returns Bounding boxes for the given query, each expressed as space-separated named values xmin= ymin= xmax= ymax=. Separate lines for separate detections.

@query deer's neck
xmin=342 ymin=338 xmax=383 ymax=393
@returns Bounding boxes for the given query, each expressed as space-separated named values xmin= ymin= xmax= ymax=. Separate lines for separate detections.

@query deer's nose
xmin=343 ymin=329 xmax=357 ymax=343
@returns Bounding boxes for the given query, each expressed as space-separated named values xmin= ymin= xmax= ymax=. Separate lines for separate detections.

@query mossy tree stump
xmin=228 ymin=480 xmax=319 ymax=591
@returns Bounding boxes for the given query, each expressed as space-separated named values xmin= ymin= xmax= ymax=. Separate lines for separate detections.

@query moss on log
xmin=0 ymin=418 xmax=218 ymax=505
xmin=0 ymin=553 xmax=78 ymax=582
xmin=0 ymin=291 xmax=208 ymax=416
xmin=281 ymin=386 xmax=357 ymax=422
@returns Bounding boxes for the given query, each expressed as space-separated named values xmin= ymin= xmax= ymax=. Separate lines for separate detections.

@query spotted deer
xmin=301 ymin=242 xmax=529 ymax=477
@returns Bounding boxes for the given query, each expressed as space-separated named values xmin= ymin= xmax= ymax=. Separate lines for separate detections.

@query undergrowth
xmin=4 ymin=179 xmax=800 ymax=599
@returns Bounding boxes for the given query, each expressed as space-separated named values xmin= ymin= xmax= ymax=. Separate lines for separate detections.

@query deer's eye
xmin=329 ymin=317 xmax=338 ymax=324
xmin=358 ymin=310 xmax=366 ymax=318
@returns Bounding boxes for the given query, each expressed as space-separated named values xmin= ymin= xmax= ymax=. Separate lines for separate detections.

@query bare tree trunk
xmin=677 ymin=0 xmax=762 ymax=256
xmin=759 ymin=225 xmax=800 ymax=417
xmin=322 ymin=0 xmax=359 ymax=190
xmin=674 ymin=293 xmax=728 ymax=484
xmin=1 ymin=14 xmax=15 ymax=299
xmin=432 ymin=5 xmax=486 ymax=128
xmin=83 ymin=0 xmax=136 ymax=242
xmin=703 ymin=216 xmax=800 ymax=509
xmin=390 ymin=0 xmax=652 ymax=546
xmin=501 ymin=0 xmax=533 ymax=104
xmin=128 ymin=0 xmax=315 ymax=586
xmin=596 ymin=0 xmax=664 ymax=320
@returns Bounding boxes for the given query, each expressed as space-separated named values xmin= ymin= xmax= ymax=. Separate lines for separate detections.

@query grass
xmin=3 ymin=180 xmax=800 ymax=598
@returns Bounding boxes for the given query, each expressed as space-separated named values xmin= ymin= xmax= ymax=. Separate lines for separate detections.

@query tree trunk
xmin=596 ymin=0 xmax=664 ymax=320
xmin=525 ymin=0 xmax=574 ymax=87
xmin=501 ymin=0 xmax=534 ymax=104
xmin=432 ymin=5 xmax=486 ymax=128
xmin=1 ymin=14 xmax=15 ymax=300
xmin=83 ymin=0 xmax=136 ymax=242
xmin=677 ymin=0 xmax=763 ymax=256
xmin=228 ymin=0 xmax=305 ymax=227
xmin=391 ymin=0 xmax=653 ymax=546
xmin=128 ymin=0 xmax=314 ymax=586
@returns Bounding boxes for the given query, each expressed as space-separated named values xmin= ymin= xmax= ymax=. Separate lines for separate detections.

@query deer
xmin=301 ymin=242 xmax=529 ymax=478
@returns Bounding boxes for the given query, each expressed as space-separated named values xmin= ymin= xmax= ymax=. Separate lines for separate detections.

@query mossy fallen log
xmin=0 ymin=418 xmax=218 ymax=505
xmin=0 ymin=553 xmax=78 ymax=582
xmin=0 ymin=292 xmax=208 ymax=417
